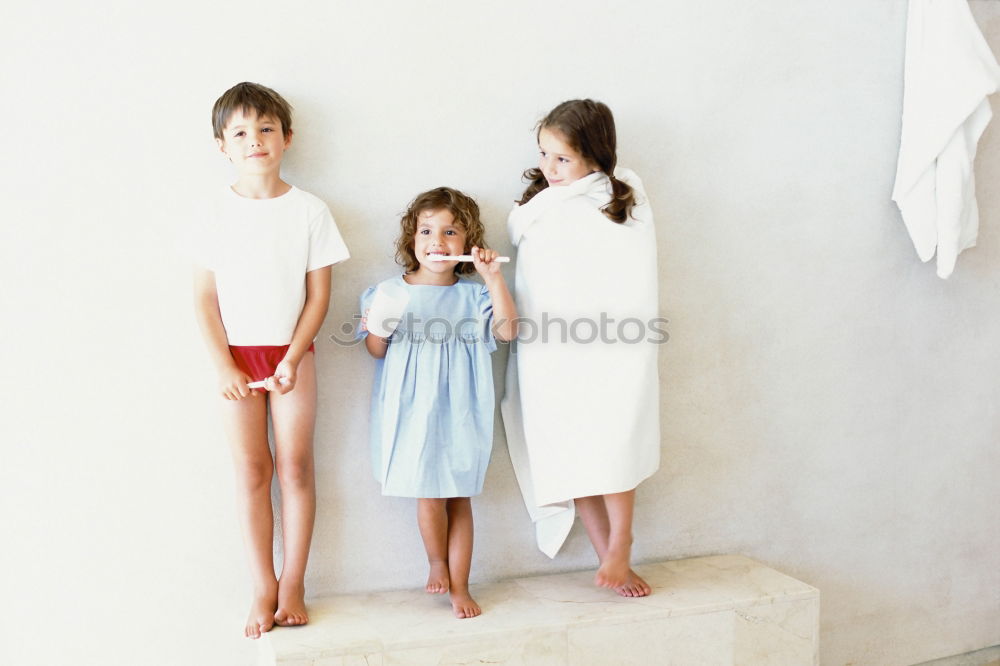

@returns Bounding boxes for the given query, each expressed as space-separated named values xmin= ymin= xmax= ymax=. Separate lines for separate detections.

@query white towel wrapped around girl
xmin=501 ymin=100 xmax=661 ymax=595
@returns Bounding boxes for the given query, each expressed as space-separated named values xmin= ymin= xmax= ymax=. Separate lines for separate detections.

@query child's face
xmin=412 ymin=208 xmax=467 ymax=275
xmin=538 ymin=127 xmax=598 ymax=187
xmin=216 ymin=108 xmax=291 ymax=177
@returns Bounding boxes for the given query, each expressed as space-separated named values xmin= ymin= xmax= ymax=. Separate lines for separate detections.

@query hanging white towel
xmin=892 ymin=0 xmax=1000 ymax=278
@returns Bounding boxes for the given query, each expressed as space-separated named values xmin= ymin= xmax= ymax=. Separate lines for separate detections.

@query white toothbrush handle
xmin=247 ymin=378 xmax=289 ymax=389
xmin=430 ymin=255 xmax=510 ymax=263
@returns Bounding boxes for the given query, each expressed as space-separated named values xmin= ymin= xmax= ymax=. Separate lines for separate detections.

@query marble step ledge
xmin=258 ymin=554 xmax=820 ymax=666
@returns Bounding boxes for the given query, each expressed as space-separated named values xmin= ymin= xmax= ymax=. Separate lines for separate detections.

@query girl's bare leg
xmin=594 ymin=490 xmax=635 ymax=590
xmin=577 ymin=493 xmax=650 ymax=597
xmin=417 ymin=498 xmax=450 ymax=593
xmin=222 ymin=393 xmax=278 ymax=638
xmin=270 ymin=352 xmax=317 ymax=627
xmin=445 ymin=498 xmax=480 ymax=618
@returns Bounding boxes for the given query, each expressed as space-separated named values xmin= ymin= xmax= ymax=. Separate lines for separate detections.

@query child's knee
xmin=418 ymin=498 xmax=448 ymax=514
xmin=275 ymin=456 xmax=314 ymax=488
xmin=238 ymin=459 xmax=274 ymax=491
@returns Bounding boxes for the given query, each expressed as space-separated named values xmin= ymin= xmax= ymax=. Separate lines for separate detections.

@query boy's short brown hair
xmin=395 ymin=188 xmax=486 ymax=276
xmin=212 ymin=82 xmax=293 ymax=140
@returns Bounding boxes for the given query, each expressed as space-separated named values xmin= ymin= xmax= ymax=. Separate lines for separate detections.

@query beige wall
xmin=2 ymin=1 xmax=997 ymax=664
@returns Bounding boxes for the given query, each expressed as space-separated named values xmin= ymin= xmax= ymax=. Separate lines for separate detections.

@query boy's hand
xmin=471 ymin=246 xmax=502 ymax=280
xmin=220 ymin=364 xmax=256 ymax=400
xmin=266 ymin=358 xmax=297 ymax=394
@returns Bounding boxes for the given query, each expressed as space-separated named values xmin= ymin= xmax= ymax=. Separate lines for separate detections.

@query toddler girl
xmin=360 ymin=187 xmax=516 ymax=618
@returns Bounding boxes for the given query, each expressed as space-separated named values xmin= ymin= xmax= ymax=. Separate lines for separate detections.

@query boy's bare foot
xmin=615 ymin=569 xmax=652 ymax=597
xmin=426 ymin=561 xmax=450 ymax=594
xmin=595 ymin=548 xmax=631 ymax=590
xmin=245 ymin=592 xmax=278 ymax=639
xmin=449 ymin=589 xmax=481 ymax=619
xmin=274 ymin=581 xmax=309 ymax=627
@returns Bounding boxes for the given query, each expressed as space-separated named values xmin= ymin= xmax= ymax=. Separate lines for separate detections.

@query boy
xmin=193 ymin=82 xmax=349 ymax=638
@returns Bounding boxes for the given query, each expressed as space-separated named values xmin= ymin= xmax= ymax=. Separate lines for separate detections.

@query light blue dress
xmin=359 ymin=276 xmax=497 ymax=498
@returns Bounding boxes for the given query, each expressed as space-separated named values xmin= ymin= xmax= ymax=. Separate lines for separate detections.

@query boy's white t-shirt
xmin=197 ymin=185 xmax=350 ymax=346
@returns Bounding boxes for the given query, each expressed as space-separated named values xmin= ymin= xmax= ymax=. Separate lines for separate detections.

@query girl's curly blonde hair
xmin=395 ymin=187 xmax=486 ymax=276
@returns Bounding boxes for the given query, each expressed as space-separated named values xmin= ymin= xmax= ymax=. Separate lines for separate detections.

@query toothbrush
xmin=247 ymin=378 xmax=290 ymax=389
xmin=429 ymin=255 xmax=510 ymax=263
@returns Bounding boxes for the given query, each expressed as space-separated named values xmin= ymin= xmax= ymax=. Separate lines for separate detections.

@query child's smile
xmin=410 ymin=209 xmax=467 ymax=283
xmin=217 ymin=109 xmax=291 ymax=177
xmin=538 ymin=127 xmax=597 ymax=187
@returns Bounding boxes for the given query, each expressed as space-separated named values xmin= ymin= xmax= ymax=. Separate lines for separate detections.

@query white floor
xmin=915 ymin=646 xmax=1000 ymax=666
xmin=259 ymin=554 xmax=819 ymax=665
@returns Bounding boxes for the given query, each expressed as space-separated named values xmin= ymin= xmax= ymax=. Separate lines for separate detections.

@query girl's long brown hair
xmin=518 ymin=99 xmax=635 ymax=224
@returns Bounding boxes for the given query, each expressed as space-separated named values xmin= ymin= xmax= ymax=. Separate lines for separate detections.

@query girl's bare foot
xmin=245 ymin=592 xmax=278 ymax=639
xmin=274 ymin=580 xmax=309 ymax=627
xmin=615 ymin=569 xmax=652 ymax=597
xmin=595 ymin=547 xmax=631 ymax=589
xmin=449 ymin=589 xmax=481 ymax=619
xmin=426 ymin=560 xmax=450 ymax=594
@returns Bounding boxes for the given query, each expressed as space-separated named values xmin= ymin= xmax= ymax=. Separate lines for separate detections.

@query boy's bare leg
xmin=580 ymin=492 xmax=650 ymax=596
xmin=417 ymin=498 xmax=450 ymax=593
xmin=223 ymin=393 xmax=278 ymax=639
xmin=270 ymin=352 xmax=317 ymax=627
xmin=446 ymin=498 xmax=481 ymax=618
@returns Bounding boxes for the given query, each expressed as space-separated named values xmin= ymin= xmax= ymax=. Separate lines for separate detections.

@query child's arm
xmin=471 ymin=246 xmax=518 ymax=342
xmin=192 ymin=267 xmax=256 ymax=400
xmin=364 ymin=323 xmax=390 ymax=358
xmin=270 ymin=265 xmax=332 ymax=394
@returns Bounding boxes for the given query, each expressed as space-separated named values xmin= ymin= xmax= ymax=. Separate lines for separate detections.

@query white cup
xmin=366 ymin=281 xmax=410 ymax=338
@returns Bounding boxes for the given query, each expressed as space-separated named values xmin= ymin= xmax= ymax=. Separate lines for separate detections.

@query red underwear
xmin=229 ymin=343 xmax=315 ymax=389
